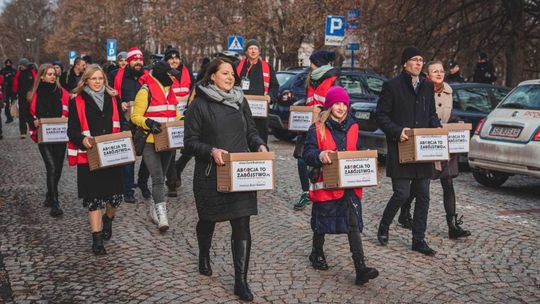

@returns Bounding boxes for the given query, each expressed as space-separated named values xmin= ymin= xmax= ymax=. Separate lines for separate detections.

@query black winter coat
xmin=184 ymin=86 xmax=266 ymax=222
xmin=108 ymin=67 xmax=144 ymax=103
xmin=67 ymin=91 xmax=126 ymax=199
xmin=376 ymin=72 xmax=441 ymax=179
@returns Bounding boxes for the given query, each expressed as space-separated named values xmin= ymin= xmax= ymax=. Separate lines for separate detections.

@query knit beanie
xmin=127 ymin=47 xmax=144 ymax=63
xmin=164 ymin=48 xmax=180 ymax=61
xmin=117 ymin=51 xmax=128 ymax=60
xmin=324 ymin=86 xmax=350 ymax=109
xmin=52 ymin=60 xmax=64 ymax=70
xmin=18 ymin=58 xmax=30 ymax=68
xmin=309 ymin=50 xmax=336 ymax=67
xmin=401 ymin=47 xmax=422 ymax=65
xmin=244 ymin=39 xmax=260 ymax=52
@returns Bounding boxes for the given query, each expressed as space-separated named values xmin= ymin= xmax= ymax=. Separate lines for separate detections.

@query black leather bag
xmin=133 ymin=127 xmax=149 ymax=156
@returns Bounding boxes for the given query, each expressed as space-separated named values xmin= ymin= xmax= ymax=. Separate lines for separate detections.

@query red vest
xmin=113 ymin=68 xmax=149 ymax=101
xmin=309 ymin=122 xmax=363 ymax=203
xmin=143 ymin=76 xmax=178 ymax=123
xmin=236 ymin=59 xmax=271 ymax=94
xmin=67 ymin=94 xmax=120 ymax=166
xmin=29 ymin=88 xmax=70 ymax=143
xmin=171 ymin=66 xmax=191 ymax=97
xmin=306 ymin=76 xmax=338 ymax=106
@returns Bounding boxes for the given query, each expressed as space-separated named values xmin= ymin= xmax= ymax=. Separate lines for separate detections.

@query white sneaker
xmin=155 ymin=202 xmax=169 ymax=232
xmin=146 ymin=200 xmax=158 ymax=224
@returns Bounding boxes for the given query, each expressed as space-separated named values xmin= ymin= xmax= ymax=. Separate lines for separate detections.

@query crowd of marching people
xmin=0 ymin=42 xmax=475 ymax=301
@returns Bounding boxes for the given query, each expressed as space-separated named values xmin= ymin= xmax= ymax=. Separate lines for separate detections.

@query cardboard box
xmin=176 ymin=95 xmax=189 ymax=115
xmin=323 ymin=150 xmax=379 ymax=188
xmin=288 ymin=106 xmax=321 ymax=131
xmin=217 ymin=152 xmax=275 ymax=192
xmin=87 ymin=131 xmax=136 ymax=171
xmin=37 ymin=117 xmax=69 ymax=143
xmin=399 ymin=128 xmax=449 ymax=163
xmin=154 ymin=120 xmax=185 ymax=152
xmin=245 ymin=95 xmax=270 ymax=118
xmin=443 ymin=123 xmax=473 ymax=153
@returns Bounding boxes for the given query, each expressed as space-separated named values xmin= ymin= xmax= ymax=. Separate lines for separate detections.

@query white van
xmin=468 ymin=79 xmax=540 ymax=187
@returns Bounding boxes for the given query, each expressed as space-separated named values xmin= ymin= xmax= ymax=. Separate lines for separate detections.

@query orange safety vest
xmin=171 ymin=66 xmax=191 ymax=97
xmin=113 ymin=68 xmax=149 ymax=101
xmin=67 ymin=94 xmax=120 ymax=166
xmin=236 ymin=59 xmax=271 ymax=94
xmin=306 ymin=76 xmax=338 ymax=107
xmin=29 ymin=88 xmax=70 ymax=143
xmin=143 ymin=76 xmax=178 ymax=123
xmin=309 ymin=122 xmax=363 ymax=203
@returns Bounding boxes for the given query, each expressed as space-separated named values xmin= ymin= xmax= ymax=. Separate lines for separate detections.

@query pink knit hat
xmin=324 ymin=86 xmax=350 ymax=109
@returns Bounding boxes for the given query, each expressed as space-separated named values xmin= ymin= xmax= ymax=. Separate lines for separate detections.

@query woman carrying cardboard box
xmin=184 ymin=58 xmax=267 ymax=302
xmin=302 ymin=86 xmax=379 ymax=286
xmin=28 ymin=63 xmax=70 ymax=217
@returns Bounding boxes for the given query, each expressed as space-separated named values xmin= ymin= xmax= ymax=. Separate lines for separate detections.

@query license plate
xmin=489 ymin=126 xmax=522 ymax=138
xmin=355 ymin=111 xmax=370 ymax=120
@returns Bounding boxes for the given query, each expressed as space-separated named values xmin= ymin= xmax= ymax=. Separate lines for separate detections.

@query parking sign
xmin=106 ymin=39 xmax=117 ymax=61
xmin=325 ymin=16 xmax=345 ymax=46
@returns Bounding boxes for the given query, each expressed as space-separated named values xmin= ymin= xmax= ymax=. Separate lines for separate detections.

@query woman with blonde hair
xmin=67 ymin=64 xmax=126 ymax=255
xmin=302 ymin=86 xmax=378 ymax=285
xmin=28 ymin=63 xmax=70 ymax=217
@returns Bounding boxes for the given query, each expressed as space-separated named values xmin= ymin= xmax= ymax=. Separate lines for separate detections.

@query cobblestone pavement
xmin=0 ymin=120 xmax=539 ymax=303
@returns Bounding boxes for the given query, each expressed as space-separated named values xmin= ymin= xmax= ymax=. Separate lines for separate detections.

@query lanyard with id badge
xmin=241 ymin=62 xmax=256 ymax=90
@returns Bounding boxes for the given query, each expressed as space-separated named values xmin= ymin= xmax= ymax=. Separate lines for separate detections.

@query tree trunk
xmin=504 ymin=0 xmax=525 ymax=87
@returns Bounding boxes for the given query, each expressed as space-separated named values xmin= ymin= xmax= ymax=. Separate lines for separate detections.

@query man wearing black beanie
xmin=375 ymin=46 xmax=441 ymax=256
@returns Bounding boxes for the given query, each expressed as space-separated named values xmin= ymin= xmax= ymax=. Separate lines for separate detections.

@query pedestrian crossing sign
xmin=228 ymin=35 xmax=244 ymax=52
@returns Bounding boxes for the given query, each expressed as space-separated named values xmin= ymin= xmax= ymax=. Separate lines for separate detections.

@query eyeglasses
xmin=408 ymin=58 xmax=424 ymax=63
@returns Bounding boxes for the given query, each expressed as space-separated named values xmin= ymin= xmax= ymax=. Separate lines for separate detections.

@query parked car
xmin=468 ymin=79 xmax=540 ymax=187
xmin=268 ymin=68 xmax=387 ymax=147
xmin=276 ymin=69 xmax=305 ymax=87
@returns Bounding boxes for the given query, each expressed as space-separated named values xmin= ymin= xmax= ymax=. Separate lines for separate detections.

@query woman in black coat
xmin=67 ymin=64 xmax=126 ymax=256
xmin=184 ymin=58 xmax=267 ymax=302
xmin=28 ymin=63 xmax=69 ymax=217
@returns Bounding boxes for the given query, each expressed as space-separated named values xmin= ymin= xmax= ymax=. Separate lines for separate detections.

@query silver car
xmin=468 ymin=79 xmax=540 ymax=187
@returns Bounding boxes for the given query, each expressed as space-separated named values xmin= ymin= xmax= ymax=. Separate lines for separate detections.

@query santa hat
xmin=127 ymin=47 xmax=144 ymax=63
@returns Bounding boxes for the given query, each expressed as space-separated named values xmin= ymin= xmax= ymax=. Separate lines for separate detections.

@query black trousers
xmin=38 ymin=143 xmax=67 ymax=201
xmin=196 ymin=216 xmax=251 ymax=241
xmin=138 ymin=158 xmax=149 ymax=185
xmin=18 ymin=94 xmax=29 ymax=135
xmin=175 ymin=151 xmax=192 ymax=175
xmin=254 ymin=117 xmax=269 ymax=144
xmin=402 ymin=177 xmax=456 ymax=216
xmin=381 ymin=178 xmax=430 ymax=241
xmin=4 ymin=92 xmax=13 ymax=121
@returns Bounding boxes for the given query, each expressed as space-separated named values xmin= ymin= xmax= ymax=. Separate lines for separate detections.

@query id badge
xmin=241 ymin=78 xmax=250 ymax=90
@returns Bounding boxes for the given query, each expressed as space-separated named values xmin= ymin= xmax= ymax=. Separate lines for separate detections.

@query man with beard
xmin=1 ymin=59 xmax=17 ymax=123
xmin=109 ymin=47 xmax=149 ymax=203
xmin=63 ymin=57 xmax=87 ymax=92
xmin=161 ymin=47 xmax=194 ymax=197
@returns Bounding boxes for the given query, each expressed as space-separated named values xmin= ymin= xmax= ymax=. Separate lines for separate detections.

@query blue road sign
xmin=346 ymin=21 xmax=360 ymax=32
xmin=325 ymin=16 xmax=345 ymax=46
xmin=106 ymin=39 xmax=117 ymax=61
xmin=347 ymin=9 xmax=361 ymax=21
xmin=347 ymin=43 xmax=360 ymax=51
xmin=228 ymin=35 xmax=244 ymax=52
xmin=69 ymin=50 xmax=77 ymax=65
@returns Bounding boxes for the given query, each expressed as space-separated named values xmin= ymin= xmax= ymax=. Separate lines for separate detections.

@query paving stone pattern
xmin=0 ymin=120 xmax=539 ymax=303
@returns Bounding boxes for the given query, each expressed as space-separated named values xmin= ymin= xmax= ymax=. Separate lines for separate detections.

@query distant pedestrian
xmin=67 ymin=64 xmax=127 ymax=255
xmin=445 ymin=61 xmax=464 ymax=83
xmin=12 ymin=58 xmax=36 ymax=139
xmin=28 ymin=63 xmax=70 ymax=217
xmin=1 ymin=59 xmax=17 ymax=123
xmin=473 ymin=52 xmax=497 ymax=84
xmin=64 ymin=57 xmax=87 ymax=92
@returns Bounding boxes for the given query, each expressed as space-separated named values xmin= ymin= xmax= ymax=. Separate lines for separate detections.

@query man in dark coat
xmin=235 ymin=39 xmax=279 ymax=144
xmin=1 ymin=59 xmax=17 ymax=123
xmin=12 ymin=58 xmax=36 ymax=138
xmin=473 ymin=52 xmax=496 ymax=84
xmin=63 ymin=57 xmax=87 ymax=92
xmin=375 ymin=47 xmax=441 ymax=256
xmin=445 ymin=61 xmax=464 ymax=83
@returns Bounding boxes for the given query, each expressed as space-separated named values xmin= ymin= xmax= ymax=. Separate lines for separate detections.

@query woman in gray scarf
xmin=67 ymin=64 xmax=126 ymax=256
xmin=184 ymin=58 xmax=267 ymax=302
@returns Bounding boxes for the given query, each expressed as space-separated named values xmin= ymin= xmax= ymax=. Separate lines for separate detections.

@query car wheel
xmin=271 ymin=128 xmax=296 ymax=142
xmin=472 ymin=169 xmax=509 ymax=187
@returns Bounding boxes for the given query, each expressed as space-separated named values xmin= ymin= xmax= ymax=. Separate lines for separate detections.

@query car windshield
xmin=340 ymin=75 xmax=365 ymax=95
xmin=499 ymin=84 xmax=540 ymax=110
xmin=455 ymin=87 xmax=493 ymax=113
xmin=276 ymin=73 xmax=294 ymax=86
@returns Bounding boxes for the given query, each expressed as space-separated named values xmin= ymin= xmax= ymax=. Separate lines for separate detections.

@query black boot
xmin=232 ymin=239 xmax=254 ymax=302
xmin=352 ymin=253 xmax=379 ymax=285
xmin=43 ymin=192 xmax=52 ymax=207
xmin=102 ymin=214 xmax=114 ymax=240
xmin=92 ymin=232 xmax=107 ymax=255
xmin=377 ymin=222 xmax=389 ymax=246
xmin=411 ymin=239 xmax=436 ymax=256
xmin=398 ymin=206 xmax=413 ymax=230
xmin=197 ymin=234 xmax=213 ymax=276
xmin=447 ymin=214 xmax=471 ymax=239
xmin=309 ymin=247 xmax=329 ymax=270
xmin=49 ymin=200 xmax=63 ymax=217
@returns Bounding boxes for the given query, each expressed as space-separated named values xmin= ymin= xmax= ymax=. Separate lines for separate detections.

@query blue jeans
xmin=123 ymin=163 xmax=135 ymax=196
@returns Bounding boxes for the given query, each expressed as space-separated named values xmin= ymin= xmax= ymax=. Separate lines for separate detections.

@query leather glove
xmin=145 ymin=119 xmax=162 ymax=134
